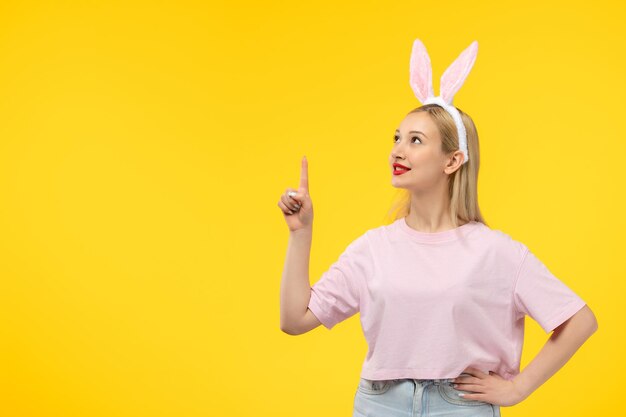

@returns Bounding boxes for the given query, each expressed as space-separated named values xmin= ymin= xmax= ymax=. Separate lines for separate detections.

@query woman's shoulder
xmin=476 ymin=222 xmax=528 ymax=258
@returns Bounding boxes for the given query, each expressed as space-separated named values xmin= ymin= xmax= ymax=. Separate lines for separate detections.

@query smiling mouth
xmin=393 ymin=166 xmax=411 ymax=175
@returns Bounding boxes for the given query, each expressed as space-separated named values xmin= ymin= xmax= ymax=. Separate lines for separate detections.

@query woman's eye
xmin=393 ymin=136 xmax=421 ymax=144
xmin=393 ymin=135 xmax=422 ymax=143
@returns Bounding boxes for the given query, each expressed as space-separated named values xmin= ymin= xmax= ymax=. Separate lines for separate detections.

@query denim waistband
xmin=412 ymin=372 xmax=472 ymax=386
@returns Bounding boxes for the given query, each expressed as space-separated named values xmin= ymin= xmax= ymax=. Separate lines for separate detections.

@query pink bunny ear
xmin=440 ymin=40 xmax=478 ymax=104
xmin=409 ymin=39 xmax=434 ymax=103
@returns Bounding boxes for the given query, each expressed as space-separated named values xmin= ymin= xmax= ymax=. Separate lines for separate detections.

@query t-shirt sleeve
xmin=307 ymin=232 xmax=373 ymax=330
xmin=513 ymin=246 xmax=587 ymax=333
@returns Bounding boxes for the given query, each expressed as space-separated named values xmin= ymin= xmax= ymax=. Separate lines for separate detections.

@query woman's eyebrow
xmin=396 ymin=129 xmax=428 ymax=139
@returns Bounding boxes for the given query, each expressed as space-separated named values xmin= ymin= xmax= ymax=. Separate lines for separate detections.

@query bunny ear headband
xmin=409 ymin=39 xmax=478 ymax=165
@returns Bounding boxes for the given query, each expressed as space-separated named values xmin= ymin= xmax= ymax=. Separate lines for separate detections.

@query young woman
xmin=279 ymin=40 xmax=598 ymax=417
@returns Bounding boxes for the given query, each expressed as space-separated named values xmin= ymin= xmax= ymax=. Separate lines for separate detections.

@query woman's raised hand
xmin=278 ymin=156 xmax=313 ymax=232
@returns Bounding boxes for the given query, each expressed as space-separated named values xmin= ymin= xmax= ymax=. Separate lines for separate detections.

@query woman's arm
xmin=513 ymin=304 xmax=598 ymax=399
xmin=278 ymin=157 xmax=322 ymax=335
xmin=279 ymin=228 xmax=322 ymax=335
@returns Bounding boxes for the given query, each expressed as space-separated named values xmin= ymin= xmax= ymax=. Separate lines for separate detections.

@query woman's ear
xmin=444 ymin=150 xmax=466 ymax=174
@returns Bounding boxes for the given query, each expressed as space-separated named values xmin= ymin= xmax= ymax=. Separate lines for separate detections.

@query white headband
xmin=409 ymin=39 xmax=478 ymax=165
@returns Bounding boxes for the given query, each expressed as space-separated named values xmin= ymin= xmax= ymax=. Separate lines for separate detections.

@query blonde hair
xmin=384 ymin=104 xmax=488 ymax=228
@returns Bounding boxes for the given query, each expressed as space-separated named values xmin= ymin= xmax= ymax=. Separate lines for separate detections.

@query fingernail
xmin=458 ymin=393 xmax=465 ymax=397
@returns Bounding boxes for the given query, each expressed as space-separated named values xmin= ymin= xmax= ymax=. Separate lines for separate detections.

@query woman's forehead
xmin=397 ymin=112 xmax=438 ymax=139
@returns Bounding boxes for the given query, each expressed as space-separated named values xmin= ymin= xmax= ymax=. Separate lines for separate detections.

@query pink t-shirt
xmin=307 ymin=217 xmax=587 ymax=381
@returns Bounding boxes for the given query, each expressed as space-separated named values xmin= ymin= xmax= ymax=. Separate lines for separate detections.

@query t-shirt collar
xmin=396 ymin=216 xmax=479 ymax=243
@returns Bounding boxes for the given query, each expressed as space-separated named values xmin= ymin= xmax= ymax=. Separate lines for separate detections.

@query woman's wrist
xmin=289 ymin=227 xmax=312 ymax=238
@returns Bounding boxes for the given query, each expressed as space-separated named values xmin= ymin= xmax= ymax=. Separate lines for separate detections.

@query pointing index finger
xmin=299 ymin=155 xmax=308 ymax=191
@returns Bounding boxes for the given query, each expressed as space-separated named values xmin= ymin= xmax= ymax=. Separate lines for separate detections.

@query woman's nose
xmin=392 ymin=142 xmax=407 ymax=156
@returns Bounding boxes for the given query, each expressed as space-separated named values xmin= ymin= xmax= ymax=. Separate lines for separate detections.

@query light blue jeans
xmin=353 ymin=373 xmax=501 ymax=417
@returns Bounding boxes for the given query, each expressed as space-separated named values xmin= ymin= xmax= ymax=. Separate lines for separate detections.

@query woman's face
xmin=389 ymin=112 xmax=451 ymax=191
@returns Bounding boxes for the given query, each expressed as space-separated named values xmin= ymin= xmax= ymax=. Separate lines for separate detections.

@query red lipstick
xmin=393 ymin=163 xmax=411 ymax=175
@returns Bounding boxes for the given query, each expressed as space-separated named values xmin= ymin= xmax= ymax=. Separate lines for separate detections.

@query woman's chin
xmin=390 ymin=182 xmax=408 ymax=189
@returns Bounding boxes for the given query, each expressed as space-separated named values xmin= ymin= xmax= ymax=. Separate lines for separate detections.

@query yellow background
xmin=0 ymin=1 xmax=622 ymax=416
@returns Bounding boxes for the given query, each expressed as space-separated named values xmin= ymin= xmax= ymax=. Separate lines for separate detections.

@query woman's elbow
xmin=580 ymin=304 xmax=599 ymax=334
